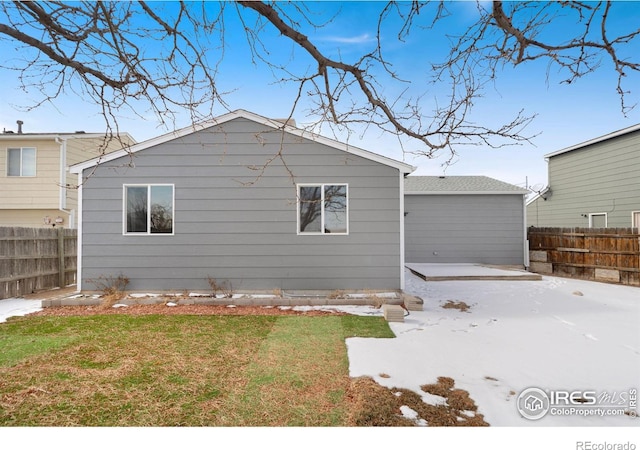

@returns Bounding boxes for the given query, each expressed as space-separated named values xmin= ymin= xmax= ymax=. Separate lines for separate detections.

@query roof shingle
xmin=404 ymin=176 xmax=527 ymax=194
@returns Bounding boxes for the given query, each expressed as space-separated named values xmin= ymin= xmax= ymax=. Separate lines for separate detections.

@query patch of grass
xmin=347 ymin=375 xmax=490 ymax=427
xmin=418 ymin=376 xmax=489 ymax=426
xmin=347 ymin=377 xmax=415 ymax=426
xmin=341 ymin=315 xmax=395 ymax=338
xmin=0 ymin=332 xmax=75 ymax=368
xmin=0 ymin=313 xmax=393 ymax=426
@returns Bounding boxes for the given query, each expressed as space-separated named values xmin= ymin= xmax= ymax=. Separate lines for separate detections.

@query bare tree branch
xmin=0 ymin=1 xmax=638 ymax=164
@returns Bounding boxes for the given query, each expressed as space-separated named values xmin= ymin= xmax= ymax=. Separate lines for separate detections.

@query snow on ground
xmin=347 ymin=269 xmax=640 ymax=426
xmin=0 ymin=298 xmax=42 ymax=323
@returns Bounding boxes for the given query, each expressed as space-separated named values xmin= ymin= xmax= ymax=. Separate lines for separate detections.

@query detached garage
xmin=404 ymin=176 xmax=528 ymax=266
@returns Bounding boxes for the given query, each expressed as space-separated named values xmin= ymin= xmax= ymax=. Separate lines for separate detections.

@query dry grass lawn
xmin=0 ymin=304 xmax=488 ymax=426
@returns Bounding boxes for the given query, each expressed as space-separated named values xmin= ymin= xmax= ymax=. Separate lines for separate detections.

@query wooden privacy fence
xmin=0 ymin=227 xmax=77 ymax=299
xmin=527 ymin=227 xmax=640 ymax=286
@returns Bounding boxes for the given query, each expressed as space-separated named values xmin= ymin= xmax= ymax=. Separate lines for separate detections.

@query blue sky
xmin=1 ymin=1 xmax=640 ymax=190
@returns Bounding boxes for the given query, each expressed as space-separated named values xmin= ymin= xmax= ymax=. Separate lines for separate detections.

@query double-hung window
xmin=7 ymin=147 xmax=36 ymax=176
xmin=124 ymin=184 xmax=174 ymax=235
xmin=298 ymin=184 xmax=348 ymax=234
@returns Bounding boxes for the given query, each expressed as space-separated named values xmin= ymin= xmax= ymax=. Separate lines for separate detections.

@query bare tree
xmin=1 ymin=1 xmax=639 ymax=161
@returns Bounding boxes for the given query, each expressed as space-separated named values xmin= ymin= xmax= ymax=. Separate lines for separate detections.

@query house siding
xmin=64 ymin=135 xmax=136 ymax=221
xmin=405 ymin=194 xmax=525 ymax=265
xmin=0 ymin=134 xmax=135 ymax=228
xmin=527 ymin=130 xmax=640 ymax=227
xmin=1 ymin=139 xmax=60 ymax=209
xmin=79 ymin=118 xmax=403 ymax=292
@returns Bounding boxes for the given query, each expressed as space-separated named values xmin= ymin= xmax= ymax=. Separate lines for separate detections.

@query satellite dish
xmin=530 ymin=183 xmax=545 ymax=193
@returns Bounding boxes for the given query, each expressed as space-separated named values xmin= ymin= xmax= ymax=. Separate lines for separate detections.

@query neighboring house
xmin=0 ymin=122 xmax=136 ymax=228
xmin=404 ymin=176 xmax=528 ymax=266
xmin=70 ymin=109 xmax=414 ymax=293
xmin=527 ymin=124 xmax=640 ymax=228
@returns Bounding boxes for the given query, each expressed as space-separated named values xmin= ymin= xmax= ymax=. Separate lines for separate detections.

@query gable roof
xmin=404 ymin=176 xmax=527 ymax=195
xmin=70 ymin=109 xmax=414 ymax=174
xmin=545 ymin=123 xmax=640 ymax=159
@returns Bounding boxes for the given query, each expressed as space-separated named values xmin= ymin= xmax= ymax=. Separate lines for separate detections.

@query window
xmin=588 ymin=213 xmax=607 ymax=228
xmin=124 ymin=185 xmax=174 ymax=234
xmin=298 ymin=184 xmax=348 ymax=234
xmin=7 ymin=147 xmax=36 ymax=176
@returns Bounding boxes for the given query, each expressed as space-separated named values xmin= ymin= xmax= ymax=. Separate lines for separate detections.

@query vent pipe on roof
xmin=16 ymin=120 xmax=23 ymax=134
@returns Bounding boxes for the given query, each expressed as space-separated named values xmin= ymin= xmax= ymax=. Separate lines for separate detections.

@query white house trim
xmin=632 ymin=211 xmax=640 ymax=229
xmin=70 ymin=110 xmax=415 ymax=175
xmin=588 ymin=212 xmax=608 ymax=228
xmin=405 ymin=191 xmax=527 ymax=196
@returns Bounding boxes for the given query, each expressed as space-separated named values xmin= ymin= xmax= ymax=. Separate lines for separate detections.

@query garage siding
xmin=404 ymin=194 xmax=525 ymax=265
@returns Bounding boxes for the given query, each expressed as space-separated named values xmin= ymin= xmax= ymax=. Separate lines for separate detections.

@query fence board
xmin=528 ymin=227 xmax=640 ymax=286
xmin=0 ymin=227 xmax=77 ymax=299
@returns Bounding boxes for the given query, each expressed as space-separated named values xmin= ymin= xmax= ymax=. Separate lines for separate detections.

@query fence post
xmin=58 ymin=227 xmax=65 ymax=288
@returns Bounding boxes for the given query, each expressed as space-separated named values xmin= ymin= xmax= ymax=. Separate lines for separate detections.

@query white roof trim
xmin=405 ymin=190 xmax=527 ymax=196
xmin=0 ymin=132 xmax=135 ymax=141
xmin=70 ymin=109 xmax=415 ymax=174
xmin=545 ymin=123 xmax=640 ymax=158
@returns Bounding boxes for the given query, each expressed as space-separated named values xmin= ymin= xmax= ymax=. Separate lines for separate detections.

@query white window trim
xmin=297 ymin=183 xmax=349 ymax=235
xmin=6 ymin=147 xmax=37 ymax=177
xmin=632 ymin=211 xmax=640 ymax=229
xmin=123 ymin=184 xmax=175 ymax=236
xmin=588 ymin=212 xmax=607 ymax=228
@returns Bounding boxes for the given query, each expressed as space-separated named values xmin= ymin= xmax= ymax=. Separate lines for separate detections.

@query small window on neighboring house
xmin=589 ymin=213 xmax=607 ymax=228
xmin=7 ymin=147 xmax=36 ymax=176
xmin=298 ymin=184 xmax=348 ymax=234
xmin=632 ymin=211 xmax=640 ymax=230
xmin=124 ymin=185 xmax=174 ymax=235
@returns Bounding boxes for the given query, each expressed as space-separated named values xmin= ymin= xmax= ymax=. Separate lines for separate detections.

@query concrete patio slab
xmin=405 ymin=263 xmax=542 ymax=281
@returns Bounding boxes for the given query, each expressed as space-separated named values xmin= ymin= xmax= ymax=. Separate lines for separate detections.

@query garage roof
xmin=405 ymin=176 xmax=527 ymax=195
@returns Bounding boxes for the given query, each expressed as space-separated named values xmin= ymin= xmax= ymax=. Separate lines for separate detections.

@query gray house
xmin=70 ymin=110 xmax=414 ymax=293
xmin=527 ymin=124 xmax=640 ymax=228
xmin=404 ymin=176 xmax=528 ymax=265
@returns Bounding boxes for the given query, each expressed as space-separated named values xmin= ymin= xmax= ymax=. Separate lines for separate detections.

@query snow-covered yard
xmin=348 ymin=268 xmax=640 ymax=427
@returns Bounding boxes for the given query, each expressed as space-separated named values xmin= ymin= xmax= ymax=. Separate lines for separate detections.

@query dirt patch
xmin=30 ymin=304 xmax=347 ymax=318
xmin=441 ymin=300 xmax=471 ymax=312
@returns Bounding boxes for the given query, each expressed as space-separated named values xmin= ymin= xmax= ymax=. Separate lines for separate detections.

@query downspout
xmin=56 ymin=137 xmax=75 ymax=228
xmin=56 ymin=136 xmax=76 ymax=229
xmin=523 ymin=193 xmax=529 ymax=269
xmin=76 ymin=171 xmax=83 ymax=291
xmin=399 ymin=171 xmax=406 ymax=290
